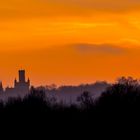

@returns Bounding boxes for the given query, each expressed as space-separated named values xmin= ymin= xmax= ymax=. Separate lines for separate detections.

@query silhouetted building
xmin=14 ymin=70 xmax=30 ymax=94
xmin=1 ymin=70 xmax=30 ymax=95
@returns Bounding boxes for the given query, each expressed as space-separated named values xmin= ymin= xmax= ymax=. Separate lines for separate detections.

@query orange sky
xmin=1 ymin=0 xmax=140 ymax=87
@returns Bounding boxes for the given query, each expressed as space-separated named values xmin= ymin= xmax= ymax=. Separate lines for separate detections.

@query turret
xmin=14 ymin=78 xmax=17 ymax=87
xmin=0 ymin=81 xmax=4 ymax=93
xmin=27 ymin=78 xmax=30 ymax=86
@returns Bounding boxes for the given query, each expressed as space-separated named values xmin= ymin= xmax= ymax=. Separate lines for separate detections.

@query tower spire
xmin=0 ymin=81 xmax=4 ymax=93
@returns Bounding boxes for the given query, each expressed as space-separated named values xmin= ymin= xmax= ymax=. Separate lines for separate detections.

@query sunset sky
xmin=1 ymin=0 xmax=140 ymax=87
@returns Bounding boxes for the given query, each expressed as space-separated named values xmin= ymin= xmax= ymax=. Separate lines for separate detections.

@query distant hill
xmin=37 ymin=81 xmax=110 ymax=103
xmin=0 ymin=81 xmax=110 ymax=103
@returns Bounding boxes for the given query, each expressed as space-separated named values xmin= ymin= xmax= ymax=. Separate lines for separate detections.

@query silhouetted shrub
xmin=96 ymin=77 xmax=140 ymax=113
xmin=77 ymin=91 xmax=94 ymax=110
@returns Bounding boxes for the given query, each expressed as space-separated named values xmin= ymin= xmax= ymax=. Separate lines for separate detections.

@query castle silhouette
xmin=0 ymin=70 xmax=30 ymax=95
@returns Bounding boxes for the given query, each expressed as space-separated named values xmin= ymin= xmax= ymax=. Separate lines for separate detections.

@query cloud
xmin=48 ymin=0 xmax=140 ymax=12
xmin=1 ymin=0 xmax=140 ymax=19
xmin=73 ymin=43 xmax=126 ymax=55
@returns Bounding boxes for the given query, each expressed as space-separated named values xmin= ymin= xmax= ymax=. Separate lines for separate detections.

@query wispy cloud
xmin=73 ymin=43 xmax=127 ymax=55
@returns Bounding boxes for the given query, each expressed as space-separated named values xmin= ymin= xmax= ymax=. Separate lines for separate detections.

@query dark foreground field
xmin=1 ymin=77 xmax=140 ymax=137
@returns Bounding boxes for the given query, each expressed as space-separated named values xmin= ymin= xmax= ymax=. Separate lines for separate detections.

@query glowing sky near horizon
xmin=1 ymin=0 xmax=140 ymax=86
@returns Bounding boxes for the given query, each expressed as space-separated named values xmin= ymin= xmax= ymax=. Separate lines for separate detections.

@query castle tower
xmin=4 ymin=70 xmax=30 ymax=95
xmin=13 ymin=70 xmax=30 ymax=94
xmin=19 ymin=70 xmax=25 ymax=83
